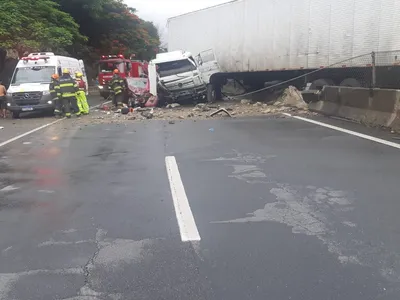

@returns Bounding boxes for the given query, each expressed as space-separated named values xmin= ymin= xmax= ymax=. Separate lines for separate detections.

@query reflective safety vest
xmin=49 ymin=78 xmax=59 ymax=99
xmin=75 ymin=78 xmax=86 ymax=91
xmin=55 ymin=75 xmax=78 ymax=98
xmin=110 ymin=75 xmax=124 ymax=95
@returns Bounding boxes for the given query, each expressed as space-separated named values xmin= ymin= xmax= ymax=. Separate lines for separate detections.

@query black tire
xmin=214 ymin=84 xmax=222 ymax=100
xmin=339 ymin=78 xmax=362 ymax=87
xmin=309 ymin=79 xmax=335 ymax=90
xmin=12 ymin=112 xmax=20 ymax=119
xmin=207 ymin=84 xmax=217 ymax=103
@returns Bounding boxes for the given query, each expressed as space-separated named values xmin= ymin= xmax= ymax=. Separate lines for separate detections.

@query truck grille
xmin=12 ymin=92 xmax=42 ymax=106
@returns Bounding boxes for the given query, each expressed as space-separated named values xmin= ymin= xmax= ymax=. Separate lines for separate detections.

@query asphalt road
xmin=1 ymin=111 xmax=400 ymax=299
xmin=0 ymin=94 xmax=106 ymax=144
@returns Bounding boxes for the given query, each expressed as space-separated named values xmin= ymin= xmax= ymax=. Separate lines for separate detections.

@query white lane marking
xmin=0 ymin=185 xmax=20 ymax=192
xmin=165 ymin=156 xmax=201 ymax=242
xmin=283 ymin=113 xmax=400 ymax=150
xmin=0 ymin=100 xmax=112 ymax=149
xmin=0 ymin=118 xmax=65 ymax=148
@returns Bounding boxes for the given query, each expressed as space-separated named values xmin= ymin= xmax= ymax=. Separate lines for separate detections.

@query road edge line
xmin=0 ymin=100 xmax=112 ymax=148
xmin=0 ymin=118 xmax=66 ymax=148
xmin=282 ymin=113 xmax=400 ymax=149
xmin=165 ymin=156 xmax=201 ymax=242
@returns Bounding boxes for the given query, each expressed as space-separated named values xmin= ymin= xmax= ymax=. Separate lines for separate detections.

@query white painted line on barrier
xmin=165 ymin=156 xmax=201 ymax=242
xmin=0 ymin=99 xmax=112 ymax=149
xmin=283 ymin=113 xmax=400 ymax=150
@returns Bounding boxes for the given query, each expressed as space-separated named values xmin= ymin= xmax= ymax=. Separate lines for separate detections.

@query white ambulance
xmin=6 ymin=52 xmax=88 ymax=118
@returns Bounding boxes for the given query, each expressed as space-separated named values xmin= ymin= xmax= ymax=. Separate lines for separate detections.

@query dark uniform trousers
xmin=55 ymin=75 xmax=79 ymax=117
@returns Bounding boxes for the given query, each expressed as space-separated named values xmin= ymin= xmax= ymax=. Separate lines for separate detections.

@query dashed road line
xmin=165 ymin=156 xmax=201 ymax=242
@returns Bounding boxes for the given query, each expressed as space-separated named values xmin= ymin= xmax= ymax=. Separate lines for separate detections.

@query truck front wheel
xmin=207 ymin=84 xmax=222 ymax=103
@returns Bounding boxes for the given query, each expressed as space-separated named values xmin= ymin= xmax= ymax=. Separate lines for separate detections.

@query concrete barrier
xmin=308 ymin=86 xmax=400 ymax=130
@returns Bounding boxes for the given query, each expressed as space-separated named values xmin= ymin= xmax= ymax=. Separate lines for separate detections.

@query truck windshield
xmin=157 ymin=59 xmax=197 ymax=77
xmin=11 ymin=66 xmax=56 ymax=84
xmin=99 ymin=61 xmax=124 ymax=73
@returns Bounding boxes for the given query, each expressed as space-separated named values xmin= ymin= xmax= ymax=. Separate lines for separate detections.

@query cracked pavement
xmin=1 ymin=106 xmax=400 ymax=299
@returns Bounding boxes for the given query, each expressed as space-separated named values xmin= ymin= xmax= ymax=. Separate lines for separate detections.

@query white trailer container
xmin=168 ymin=0 xmax=400 ymax=72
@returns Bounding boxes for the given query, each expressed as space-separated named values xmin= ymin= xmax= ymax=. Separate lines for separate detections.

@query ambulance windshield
xmin=11 ymin=66 xmax=56 ymax=84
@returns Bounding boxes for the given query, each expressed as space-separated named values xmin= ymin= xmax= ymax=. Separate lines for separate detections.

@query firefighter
xmin=75 ymin=72 xmax=90 ymax=115
xmin=50 ymin=74 xmax=60 ymax=116
xmin=109 ymin=69 xmax=125 ymax=107
xmin=55 ymin=69 xmax=80 ymax=118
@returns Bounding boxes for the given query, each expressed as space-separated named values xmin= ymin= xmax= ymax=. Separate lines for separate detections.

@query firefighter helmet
xmin=75 ymin=72 xmax=83 ymax=78
xmin=62 ymin=68 xmax=70 ymax=74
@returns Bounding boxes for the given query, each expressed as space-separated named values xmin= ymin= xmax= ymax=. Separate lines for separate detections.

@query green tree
xmin=0 ymin=0 xmax=85 ymax=56
xmin=55 ymin=0 xmax=160 ymax=62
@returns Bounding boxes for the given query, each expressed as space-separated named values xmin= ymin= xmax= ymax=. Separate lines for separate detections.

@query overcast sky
xmin=125 ymin=0 xmax=229 ymax=43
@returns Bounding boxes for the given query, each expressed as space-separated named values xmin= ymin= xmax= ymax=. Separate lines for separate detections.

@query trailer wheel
xmin=309 ymin=79 xmax=334 ymax=90
xmin=339 ymin=78 xmax=361 ymax=87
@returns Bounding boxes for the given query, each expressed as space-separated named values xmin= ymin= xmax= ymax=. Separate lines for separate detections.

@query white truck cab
xmin=6 ymin=52 xmax=88 ymax=118
xmin=148 ymin=50 xmax=207 ymax=103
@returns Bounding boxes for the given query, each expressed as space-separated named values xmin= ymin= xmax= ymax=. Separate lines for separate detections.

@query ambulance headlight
xmin=47 ymin=100 xmax=52 ymax=104
xmin=6 ymin=92 xmax=12 ymax=96
xmin=43 ymin=90 xmax=50 ymax=95
xmin=98 ymin=85 xmax=104 ymax=90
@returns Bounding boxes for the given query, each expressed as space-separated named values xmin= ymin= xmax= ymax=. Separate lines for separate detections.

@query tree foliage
xmin=0 ymin=0 xmax=161 ymax=62
xmin=0 ymin=0 xmax=85 ymax=56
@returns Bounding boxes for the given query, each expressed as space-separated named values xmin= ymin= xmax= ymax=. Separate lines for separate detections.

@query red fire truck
xmin=97 ymin=54 xmax=148 ymax=99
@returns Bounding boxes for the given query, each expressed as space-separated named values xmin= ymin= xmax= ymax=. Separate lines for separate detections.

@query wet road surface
xmin=0 ymin=113 xmax=400 ymax=299
xmin=0 ymin=95 xmax=106 ymax=144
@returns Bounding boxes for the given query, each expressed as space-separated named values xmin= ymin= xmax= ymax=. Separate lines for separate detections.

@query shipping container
xmin=168 ymin=0 xmax=400 ymax=72
xmin=167 ymin=0 xmax=400 ymax=97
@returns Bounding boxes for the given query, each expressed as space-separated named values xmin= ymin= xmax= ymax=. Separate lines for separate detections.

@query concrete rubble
xmin=81 ymin=86 xmax=316 ymax=125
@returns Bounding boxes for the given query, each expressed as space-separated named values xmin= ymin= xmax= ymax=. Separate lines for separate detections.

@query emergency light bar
xmin=21 ymin=56 xmax=50 ymax=63
xmin=101 ymin=54 xmax=125 ymax=59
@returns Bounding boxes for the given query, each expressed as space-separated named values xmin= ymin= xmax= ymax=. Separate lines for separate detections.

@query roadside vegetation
xmin=0 ymin=0 xmax=161 ymax=81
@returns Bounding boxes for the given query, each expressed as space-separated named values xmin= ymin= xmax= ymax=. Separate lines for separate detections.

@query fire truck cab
xmin=97 ymin=54 xmax=148 ymax=99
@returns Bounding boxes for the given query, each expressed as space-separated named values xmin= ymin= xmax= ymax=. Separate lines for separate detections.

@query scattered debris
xmin=74 ymin=88 xmax=316 ymax=126
xmin=141 ymin=111 xmax=154 ymax=119
xmin=135 ymin=107 xmax=151 ymax=112
xmin=0 ymin=127 xmax=4 ymax=129
xmin=209 ymin=128 xmax=215 ymax=132
xmin=210 ymin=108 xmax=233 ymax=118
xmin=194 ymin=103 xmax=211 ymax=112
xmin=121 ymin=107 xmax=129 ymax=115
xmin=277 ymin=86 xmax=308 ymax=110
xmin=166 ymin=103 xmax=181 ymax=109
